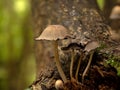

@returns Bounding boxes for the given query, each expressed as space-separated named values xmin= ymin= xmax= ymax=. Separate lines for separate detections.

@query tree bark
xmin=31 ymin=0 xmax=120 ymax=90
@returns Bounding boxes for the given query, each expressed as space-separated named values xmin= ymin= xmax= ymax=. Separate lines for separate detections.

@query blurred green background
xmin=0 ymin=0 xmax=35 ymax=90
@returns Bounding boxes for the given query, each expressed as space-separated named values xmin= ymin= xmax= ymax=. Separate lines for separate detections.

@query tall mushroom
xmin=61 ymin=43 xmax=81 ymax=80
xmin=82 ymin=41 xmax=100 ymax=83
xmin=75 ymin=51 xmax=84 ymax=81
xmin=35 ymin=25 xmax=68 ymax=83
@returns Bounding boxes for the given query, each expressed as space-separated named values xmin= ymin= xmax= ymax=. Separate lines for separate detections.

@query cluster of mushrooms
xmin=36 ymin=25 xmax=99 ymax=89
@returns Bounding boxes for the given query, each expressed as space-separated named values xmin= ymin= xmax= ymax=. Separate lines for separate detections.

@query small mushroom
xmin=55 ymin=79 xmax=64 ymax=90
xmin=36 ymin=25 xmax=68 ymax=83
xmin=82 ymin=41 xmax=100 ymax=83
xmin=110 ymin=5 xmax=120 ymax=19
xmin=84 ymin=41 xmax=100 ymax=52
xmin=61 ymin=43 xmax=81 ymax=80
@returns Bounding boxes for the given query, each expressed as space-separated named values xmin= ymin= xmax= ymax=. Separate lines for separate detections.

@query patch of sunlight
xmin=14 ymin=0 xmax=28 ymax=14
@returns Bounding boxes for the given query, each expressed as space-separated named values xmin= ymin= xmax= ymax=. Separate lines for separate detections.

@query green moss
xmin=106 ymin=55 xmax=120 ymax=76
xmin=96 ymin=43 xmax=107 ymax=51
xmin=96 ymin=46 xmax=120 ymax=76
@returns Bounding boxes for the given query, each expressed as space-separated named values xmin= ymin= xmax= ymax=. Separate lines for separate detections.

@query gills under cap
xmin=36 ymin=25 xmax=69 ymax=41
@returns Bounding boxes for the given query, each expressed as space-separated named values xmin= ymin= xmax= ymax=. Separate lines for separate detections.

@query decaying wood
xmin=31 ymin=0 xmax=120 ymax=90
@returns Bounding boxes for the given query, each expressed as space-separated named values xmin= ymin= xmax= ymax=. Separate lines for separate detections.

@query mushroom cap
xmin=110 ymin=6 xmax=120 ymax=19
xmin=55 ymin=80 xmax=64 ymax=90
xmin=84 ymin=41 xmax=100 ymax=52
xmin=36 ymin=25 xmax=69 ymax=41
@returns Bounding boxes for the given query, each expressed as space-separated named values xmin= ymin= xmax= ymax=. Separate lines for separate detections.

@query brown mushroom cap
xmin=36 ymin=25 xmax=69 ymax=40
xmin=84 ymin=41 xmax=100 ymax=52
xmin=110 ymin=6 xmax=120 ymax=19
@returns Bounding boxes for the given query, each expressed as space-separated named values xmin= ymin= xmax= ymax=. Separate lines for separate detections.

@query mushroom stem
xmin=82 ymin=51 xmax=94 ymax=83
xmin=75 ymin=53 xmax=83 ymax=81
xmin=53 ymin=41 xmax=67 ymax=83
xmin=70 ymin=49 xmax=75 ymax=79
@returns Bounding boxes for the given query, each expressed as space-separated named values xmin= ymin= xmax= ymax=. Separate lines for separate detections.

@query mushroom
xmin=61 ymin=43 xmax=81 ymax=80
xmin=55 ymin=79 xmax=64 ymax=90
xmin=110 ymin=5 xmax=120 ymax=19
xmin=75 ymin=51 xmax=84 ymax=81
xmin=36 ymin=25 xmax=68 ymax=83
xmin=82 ymin=41 xmax=100 ymax=83
xmin=70 ymin=47 xmax=75 ymax=80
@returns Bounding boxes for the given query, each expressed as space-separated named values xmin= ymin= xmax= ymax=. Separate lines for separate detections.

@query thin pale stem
xmin=53 ymin=41 xmax=67 ymax=83
xmin=70 ymin=50 xmax=75 ymax=79
xmin=82 ymin=51 xmax=94 ymax=83
xmin=75 ymin=53 xmax=83 ymax=81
